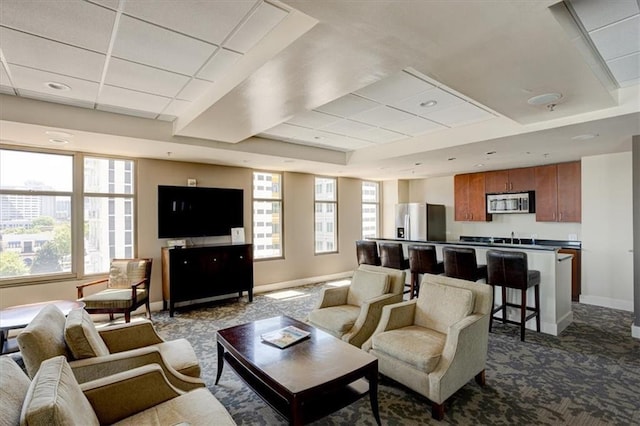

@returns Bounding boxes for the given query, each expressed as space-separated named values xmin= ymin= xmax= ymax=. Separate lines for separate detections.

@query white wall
xmin=581 ymin=152 xmax=634 ymax=311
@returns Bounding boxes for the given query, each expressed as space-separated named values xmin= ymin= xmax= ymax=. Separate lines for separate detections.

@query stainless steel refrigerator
xmin=395 ymin=203 xmax=446 ymax=241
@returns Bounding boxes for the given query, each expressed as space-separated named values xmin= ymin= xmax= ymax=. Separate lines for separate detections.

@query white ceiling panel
xmin=607 ymin=52 xmax=640 ymax=84
xmin=421 ymin=102 xmax=495 ymax=127
xmin=122 ymin=0 xmax=257 ymax=45
xmin=261 ymin=123 xmax=308 ymax=139
xmin=111 ymin=15 xmax=216 ymax=75
xmin=0 ymin=28 xmax=105 ymax=82
xmin=589 ymin=15 xmax=640 ymax=61
xmin=0 ymin=0 xmax=116 ymax=53
xmin=224 ymin=2 xmax=288 ymax=53
xmin=382 ymin=116 xmax=445 ymax=136
xmin=357 ymin=127 xmax=406 ymax=144
xmin=98 ymin=85 xmax=171 ymax=113
xmin=177 ymin=78 xmax=215 ymax=102
xmin=311 ymin=133 xmax=374 ymax=150
xmin=18 ymin=89 xmax=95 ymax=109
xmin=568 ymin=0 xmax=639 ymax=31
xmin=350 ymin=105 xmax=415 ymax=126
xmin=286 ymin=110 xmax=342 ymax=128
xmin=321 ymin=119 xmax=375 ymax=137
xmin=354 ymin=71 xmax=435 ymax=104
xmin=87 ymin=0 xmax=120 ymax=10
xmin=391 ymin=87 xmax=465 ymax=117
xmin=105 ymin=58 xmax=190 ymax=98
xmin=9 ymin=65 xmax=99 ymax=102
xmin=162 ymin=99 xmax=192 ymax=117
xmin=315 ymin=94 xmax=379 ymax=117
xmin=96 ymin=103 xmax=159 ymax=119
xmin=197 ymin=48 xmax=243 ymax=82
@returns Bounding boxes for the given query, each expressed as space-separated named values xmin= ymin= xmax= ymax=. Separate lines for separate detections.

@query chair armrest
xmin=343 ymin=292 xmax=403 ymax=348
xmin=98 ymin=319 xmax=164 ymax=352
xmin=81 ymin=364 xmax=183 ymax=425
xmin=361 ymin=299 xmax=416 ymax=351
xmin=315 ymin=286 xmax=349 ymax=309
xmin=76 ymin=278 xmax=108 ymax=298
xmin=69 ymin=346 xmax=205 ymax=392
xmin=428 ymin=313 xmax=490 ymax=403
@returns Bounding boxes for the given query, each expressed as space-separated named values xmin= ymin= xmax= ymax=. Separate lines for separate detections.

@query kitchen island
xmin=370 ymin=238 xmax=573 ymax=336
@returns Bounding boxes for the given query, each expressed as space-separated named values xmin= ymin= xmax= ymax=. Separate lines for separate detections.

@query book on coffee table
xmin=261 ymin=325 xmax=311 ymax=349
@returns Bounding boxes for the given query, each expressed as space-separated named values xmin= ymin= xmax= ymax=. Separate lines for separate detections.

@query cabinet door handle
xmin=559 ymin=212 xmax=562 ymax=221
xmin=504 ymin=183 xmax=507 ymax=191
xmin=183 ymin=260 xmax=188 ymax=264
xmin=510 ymin=182 xmax=513 ymax=190
xmin=239 ymin=255 xmax=243 ymax=259
xmin=213 ymin=258 xmax=217 ymax=262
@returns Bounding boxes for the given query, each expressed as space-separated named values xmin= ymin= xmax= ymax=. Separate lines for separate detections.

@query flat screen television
xmin=158 ymin=185 xmax=243 ymax=238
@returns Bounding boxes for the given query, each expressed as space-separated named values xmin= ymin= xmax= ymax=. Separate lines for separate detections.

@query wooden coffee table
xmin=0 ymin=300 xmax=85 ymax=354
xmin=216 ymin=315 xmax=381 ymax=425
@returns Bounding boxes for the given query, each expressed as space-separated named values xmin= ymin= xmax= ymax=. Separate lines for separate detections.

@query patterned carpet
xmin=149 ymin=282 xmax=640 ymax=426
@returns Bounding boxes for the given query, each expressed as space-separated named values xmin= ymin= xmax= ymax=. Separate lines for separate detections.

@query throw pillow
xmin=20 ymin=356 xmax=100 ymax=426
xmin=0 ymin=357 xmax=31 ymax=426
xmin=107 ymin=259 xmax=147 ymax=289
xmin=415 ymin=282 xmax=475 ymax=334
xmin=64 ymin=308 xmax=110 ymax=359
xmin=347 ymin=269 xmax=390 ymax=306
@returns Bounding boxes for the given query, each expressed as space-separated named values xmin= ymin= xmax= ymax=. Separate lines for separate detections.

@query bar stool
xmin=486 ymin=249 xmax=541 ymax=341
xmin=442 ymin=246 xmax=487 ymax=282
xmin=355 ymin=240 xmax=381 ymax=266
xmin=379 ymin=242 xmax=410 ymax=294
xmin=407 ymin=245 xmax=444 ymax=298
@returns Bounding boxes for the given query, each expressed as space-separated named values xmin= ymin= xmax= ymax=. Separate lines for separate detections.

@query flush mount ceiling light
xmin=419 ymin=100 xmax=438 ymax=108
xmin=45 ymin=130 xmax=73 ymax=139
xmin=44 ymin=81 xmax=71 ymax=91
xmin=48 ymin=138 xmax=69 ymax=145
xmin=571 ymin=133 xmax=598 ymax=140
xmin=527 ymin=92 xmax=562 ymax=106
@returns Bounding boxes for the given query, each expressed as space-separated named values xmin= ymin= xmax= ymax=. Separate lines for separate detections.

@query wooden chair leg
xmin=125 ymin=311 xmax=131 ymax=323
xmin=520 ymin=289 xmax=527 ymax=342
xmin=431 ymin=402 xmax=445 ymax=420
xmin=475 ymin=370 xmax=486 ymax=386
xmin=501 ymin=287 xmax=507 ymax=323
xmin=145 ymin=300 xmax=152 ymax=320
xmin=489 ymin=286 xmax=495 ymax=332
xmin=534 ymin=285 xmax=541 ymax=332
xmin=410 ymin=272 xmax=417 ymax=299
xmin=109 ymin=313 xmax=114 ymax=321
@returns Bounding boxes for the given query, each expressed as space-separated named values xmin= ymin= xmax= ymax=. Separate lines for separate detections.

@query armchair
xmin=362 ymin=273 xmax=492 ymax=420
xmin=1 ymin=356 xmax=236 ymax=426
xmin=307 ymin=264 xmax=406 ymax=348
xmin=17 ymin=305 xmax=203 ymax=391
xmin=77 ymin=258 xmax=152 ymax=323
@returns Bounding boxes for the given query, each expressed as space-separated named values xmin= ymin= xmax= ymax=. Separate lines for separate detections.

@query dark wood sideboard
xmin=161 ymin=243 xmax=253 ymax=317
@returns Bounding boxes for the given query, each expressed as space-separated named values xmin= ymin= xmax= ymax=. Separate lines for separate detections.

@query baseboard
xmin=578 ymin=294 xmax=633 ymax=312
xmin=632 ymin=324 xmax=640 ymax=339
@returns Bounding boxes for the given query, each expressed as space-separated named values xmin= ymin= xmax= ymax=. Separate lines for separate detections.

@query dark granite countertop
xmin=370 ymin=236 xmax=580 ymax=251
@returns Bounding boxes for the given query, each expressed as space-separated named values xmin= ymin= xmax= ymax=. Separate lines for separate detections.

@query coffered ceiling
xmin=0 ymin=0 xmax=638 ymax=180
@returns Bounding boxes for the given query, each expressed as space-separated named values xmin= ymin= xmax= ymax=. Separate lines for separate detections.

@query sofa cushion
xmin=112 ymin=388 xmax=235 ymax=426
xmin=64 ymin=308 xmax=110 ymax=360
xmin=347 ymin=269 xmax=390 ymax=307
xmin=415 ymin=282 xmax=475 ymax=334
xmin=154 ymin=339 xmax=202 ymax=378
xmin=307 ymin=305 xmax=361 ymax=338
xmin=20 ymin=356 xmax=99 ymax=426
xmin=372 ymin=325 xmax=446 ymax=373
xmin=17 ymin=305 xmax=71 ymax=379
xmin=0 ymin=356 xmax=31 ymax=426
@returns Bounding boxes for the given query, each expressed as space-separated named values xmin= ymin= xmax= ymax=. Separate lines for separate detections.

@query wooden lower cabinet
xmin=558 ymin=248 xmax=581 ymax=301
xmin=161 ymin=243 xmax=253 ymax=316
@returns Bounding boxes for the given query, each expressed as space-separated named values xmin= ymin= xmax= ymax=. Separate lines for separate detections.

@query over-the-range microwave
xmin=486 ymin=191 xmax=535 ymax=214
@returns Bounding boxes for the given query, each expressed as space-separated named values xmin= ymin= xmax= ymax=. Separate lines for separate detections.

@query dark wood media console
xmin=161 ymin=243 xmax=253 ymax=317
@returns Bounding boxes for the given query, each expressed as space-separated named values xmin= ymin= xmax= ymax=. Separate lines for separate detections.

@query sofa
xmin=17 ymin=305 xmax=204 ymax=391
xmin=0 ymin=355 xmax=235 ymax=425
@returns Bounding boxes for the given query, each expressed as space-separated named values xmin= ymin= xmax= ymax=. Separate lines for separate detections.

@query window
xmin=252 ymin=171 xmax=282 ymax=259
xmin=362 ymin=181 xmax=379 ymax=239
xmin=0 ymin=147 xmax=136 ymax=282
xmin=314 ymin=176 xmax=337 ymax=254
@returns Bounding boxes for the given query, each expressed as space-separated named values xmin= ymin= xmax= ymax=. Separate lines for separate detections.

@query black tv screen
xmin=158 ymin=185 xmax=243 ymax=238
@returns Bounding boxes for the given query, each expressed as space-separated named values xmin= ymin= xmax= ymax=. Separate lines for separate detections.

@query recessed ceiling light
xmin=420 ymin=100 xmax=438 ymax=108
xmin=485 ymin=151 xmax=496 ymax=155
xmin=313 ymin=136 xmax=323 ymax=140
xmin=45 ymin=130 xmax=73 ymax=138
xmin=414 ymin=162 xmax=422 ymax=166
xmin=44 ymin=81 xmax=71 ymax=91
xmin=474 ymin=163 xmax=484 ymax=167
xmin=527 ymin=93 xmax=562 ymax=106
xmin=571 ymin=133 xmax=598 ymax=140
xmin=48 ymin=138 xmax=69 ymax=145
xmin=447 ymin=157 xmax=456 ymax=161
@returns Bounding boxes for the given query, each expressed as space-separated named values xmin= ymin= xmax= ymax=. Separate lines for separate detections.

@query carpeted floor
xmin=148 ymin=282 xmax=640 ymax=425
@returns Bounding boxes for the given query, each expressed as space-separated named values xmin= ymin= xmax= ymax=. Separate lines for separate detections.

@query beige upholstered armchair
xmin=77 ymin=258 xmax=152 ymax=323
xmin=17 ymin=305 xmax=203 ymax=391
xmin=1 ymin=356 xmax=236 ymax=426
xmin=362 ymin=273 xmax=492 ymax=420
xmin=307 ymin=264 xmax=406 ymax=348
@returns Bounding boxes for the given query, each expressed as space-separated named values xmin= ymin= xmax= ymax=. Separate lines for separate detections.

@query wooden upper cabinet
xmin=454 ymin=173 xmax=491 ymax=222
xmin=534 ymin=161 xmax=581 ymax=222
xmin=485 ymin=167 xmax=535 ymax=193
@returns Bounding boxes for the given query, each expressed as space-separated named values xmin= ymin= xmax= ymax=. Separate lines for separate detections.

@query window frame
xmin=361 ymin=180 xmax=380 ymax=239
xmin=314 ymin=176 xmax=338 ymax=255
xmin=252 ymin=171 xmax=283 ymax=260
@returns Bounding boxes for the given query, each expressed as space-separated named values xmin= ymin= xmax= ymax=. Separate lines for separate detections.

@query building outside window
xmin=314 ymin=176 xmax=337 ymax=254
xmin=362 ymin=181 xmax=379 ymax=239
xmin=252 ymin=171 xmax=282 ymax=259
xmin=0 ymin=147 xmax=135 ymax=281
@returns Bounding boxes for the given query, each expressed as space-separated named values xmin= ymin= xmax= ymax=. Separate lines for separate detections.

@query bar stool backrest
xmin=379 ymin=242 xmax=408 ymax=270
xmin=356 ymin=240 xmax=381 ymax=266
xmin=443 ymin=246 xmax=480 ymax=281
xmin=486 ymin=250 xmax=529 ymax=289
xmin=408 ymin=245 xmax=441 ymax=274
